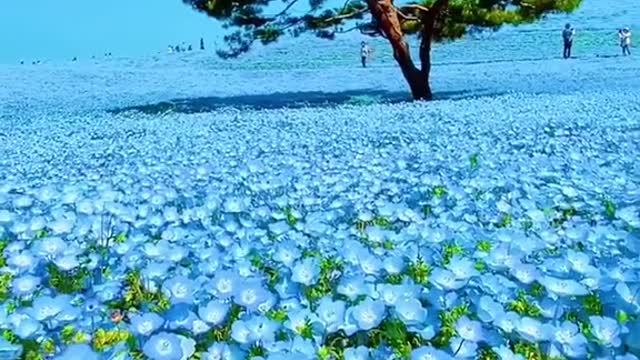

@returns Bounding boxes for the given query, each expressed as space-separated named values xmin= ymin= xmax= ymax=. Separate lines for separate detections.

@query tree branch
xmin=277 ymin=0 xmax=300 ymax=16
xmin=395 ymin=6 xmax=421 ymax=21
xmin=319 ymin=7 xmax=368 ymax=23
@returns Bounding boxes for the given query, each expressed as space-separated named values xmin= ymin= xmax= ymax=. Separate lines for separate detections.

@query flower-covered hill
xmin=0 ymin=87 xmax=640 ymax=359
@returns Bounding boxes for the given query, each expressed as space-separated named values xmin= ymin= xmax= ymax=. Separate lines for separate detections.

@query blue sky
xmin=0 ymin=0 xmax=226 ymax=63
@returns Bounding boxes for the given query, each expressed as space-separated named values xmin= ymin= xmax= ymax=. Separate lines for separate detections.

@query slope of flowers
xmin=0 ymin=89 xmax=640 ymax=360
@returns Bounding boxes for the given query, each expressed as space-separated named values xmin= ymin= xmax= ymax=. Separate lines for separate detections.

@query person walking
xmin=562 ymin=23 xmax=575 ymax=59
xmin=619 ymin=28 xmax=632 ymax=56
xmin=360 ymin=41 xmax=372 ymax=68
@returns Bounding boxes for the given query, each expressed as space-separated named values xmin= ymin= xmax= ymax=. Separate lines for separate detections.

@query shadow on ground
xmin=109 ymin=88 xmax=510 ymax=115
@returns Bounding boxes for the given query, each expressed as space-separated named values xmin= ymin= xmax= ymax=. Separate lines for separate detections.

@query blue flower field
xmin=0 ymin=1 xmax=639 ymax=359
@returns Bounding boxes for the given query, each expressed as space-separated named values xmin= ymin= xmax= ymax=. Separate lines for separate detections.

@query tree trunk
xmin=366 ymin=0 xmax=432 ymax=100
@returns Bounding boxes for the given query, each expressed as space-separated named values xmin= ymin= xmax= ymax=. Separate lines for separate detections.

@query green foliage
xmin=107 ymin=270 xmax=170 ymax=313
xmin=113 ymin=232 xmax=128 ymax=244
xmin=476 ymin=240 xmax=492 ymax=253
xmin=477 ymin=346 xmax=499 ymax=360
xmin=432 ymin=303 xmax=470 ymax=348
xmin=469 ymin=153 xmax=479 ymax=170
xmin=529 ymin=282 xmax=545 ymax=298
xmin=2 ymin=329 xmax=45 ymax=360
xmin=442 ymin=243 xmax=464 ymax=265
xmin=422 ymin=205 xmax=433 ymax=218
xmin=581 ymin=293 xmax=603 ymax=316
xmin=432 ymin=185 xmax=448 ymax=199
xmin=603 ymin=197 xmax=616 ymax=220
xmin=266 ymin=308 xmax=288 ymax=323
xmin=284 ymin=206 xmax=298 ymax=226
xmin=385 ymin=273 xmax=405 ymax=284
xmin=512 ymin=341 xmax=547 ymax=360
xmin=508 ymin=290 xmax=542 ymax=318
xmin=0 ymin=239 xmax=9 ymax=267
xmin=34 ymin=229 xmax=49 ymax=239
xmin=496 ymin=213 xmax=513 ymax=228
xmin=250 ymin=253 xmax=281 ymax=289
xmin=551 ymin=206 xmax=578 ymax=228
xmin=303 ymin=256 xmax=344 ymax=306
xmin=92 ymin=329 xmax=132 ymax=352
xmin=407 ymin=256 xmax=431 ymax=286
xmin=47 ymin=263 xmax=89 ymax=294
xmin=0 ymin=272 xmax=12 ymax=301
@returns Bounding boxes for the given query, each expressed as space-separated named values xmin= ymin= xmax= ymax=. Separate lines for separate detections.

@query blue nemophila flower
xmin=615 ymin=282 xmax=640 ymax=311
xmin=210 ymin=270 xmax=240 ymax=300
xmin=516 ymin=317 xmax=553 ymax=343
xmin=540 ymin=275 xmax=589 ymax=297
xmin=273 ymin=273 xmax=301 ymax=300
xmin=284 ymin=308 xmax=323 ymax=338
xmin=177 ymin=335 xmax=196 ymax=360
xmin=198 ymin=300 xmax=230 ymax=326
xmin=28 ymin=295 xmax=72 ymax=321
xmin=35 ymin=236 xmax=67 ymax=258
xmin=201 ymin=342 xmax=246 ymax=360
xmin=394 ymin=297 xmax=427 ymax=326
xmin=315 ymin=296 xmax=346 ymax=333
xmin=351 ymin=297 xmax=385 ymax=331
xmin=230 ymin=319 xmax=252 ymax=345
xmin=376 ymin=283 xmax=407 ymax=306
xmin=245 ymin=315 xmax=280 ymax=344
xmin=431 ymin=268 xmax=467 ymax=290
xmin=53 ymin=254 xmax=80 ymax=271
xmin=162 ymin=275 xmax=196 ymax=304
xmin=55 ymin=344 xmax=99 ymax=360
xmin=553 ymin=321 xmax=588 ymax=358
xmin=510 ymin=263 xmax=539 ymax=285
xmin=495 ymin=311 xmax=520 ymax=333
xmin=142 ymin=332 xmax=183 ymax=360
xmin=0 ymin=336 xmax=22 ymax=360
xmin=234 ymin=278 xmax=270 ymax=312
xmin=358 ymin=252 xmax=383 ymax=276
xmin=337 ymin=275 xmax=369 ymax=301
xmin=447 ymin=255 xmax=479 ymax=279
xmin=11 ymin=275 xmax=41 ymax=298
xmin=129 ymin=312 xmax=165 ymax=337
xmin=411 ymin=346 xmax=454 ymax=360
xmin=93 ymin=280 xmax=122 ymax=303
xmin=7 ymin=313 xmax=41 ymax=339
xmin=344 ymin=346 xmax=370 ymax=360
xmin=291 ymin=257 xmax=321 ymax=286
xmin=493 ymin=345 xmax=525 ymax=360
xmin=289 ymin=335 xmax=316 ymax=358
xmin=450 ymin=336 xmax=478 ymax=358
xmin=477 ymin=295 xmax=504 ymax=323
xmin=383 ymin=255 xmax=405 ymax=274
xmin=165 ymin=304 xmax=197 ymax=331
xmin=590 ymin=316 xmax=622 ymax=347
xmin=456 ymin=316 xmax=484 ymax=343
xmin=6 ymin=250 xmax=38 ymax=273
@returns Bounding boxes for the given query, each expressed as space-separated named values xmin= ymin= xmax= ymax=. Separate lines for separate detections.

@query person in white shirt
xmin=360 ymin=41 xmax=372 ymax=68
xmin=619 ymin=28 xmax=632 ymax=56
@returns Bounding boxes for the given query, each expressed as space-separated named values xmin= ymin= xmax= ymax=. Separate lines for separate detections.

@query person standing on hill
xmin=200 ymin=38 xmax=205 ymax=50
xmin=360 ymin=41 xmax=372 ymax=68
xmin=562 ymin=23 xmax=575 ymax=59
xmin=619 ymin=28 xmax=632 ymax=56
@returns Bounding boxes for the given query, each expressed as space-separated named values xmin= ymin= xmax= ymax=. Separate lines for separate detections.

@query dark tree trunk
xmin=366 ymin=0 xmax=432 ymax=100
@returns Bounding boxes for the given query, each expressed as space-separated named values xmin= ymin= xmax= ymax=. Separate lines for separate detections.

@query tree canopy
xmin=183 ymin=0 xmax=582 ymax=100
xmin=184 ymin=0 xmax=581 ymax=58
